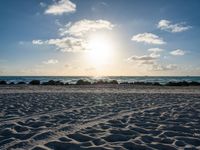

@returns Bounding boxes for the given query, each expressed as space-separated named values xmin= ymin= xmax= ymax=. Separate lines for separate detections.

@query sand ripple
xmin=0 ymin=88 xmax=200 ymax=149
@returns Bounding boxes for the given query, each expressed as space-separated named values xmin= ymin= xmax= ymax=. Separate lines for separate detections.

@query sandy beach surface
xmin=0 ymin=85 xmax=200 ymax=150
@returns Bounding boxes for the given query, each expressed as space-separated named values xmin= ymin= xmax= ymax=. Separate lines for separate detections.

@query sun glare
xmin=87 ymin=34 xmax=114 ymax=66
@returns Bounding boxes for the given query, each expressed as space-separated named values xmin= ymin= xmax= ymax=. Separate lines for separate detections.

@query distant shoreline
xmin=1 ymin=79 xmax=200 ymax=86
xmin=1 ymin=84 xmax=200 ymax=95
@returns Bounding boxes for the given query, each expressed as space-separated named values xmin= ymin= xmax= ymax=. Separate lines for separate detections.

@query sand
xmin=0 ymin=85 xmax=200 ymax=150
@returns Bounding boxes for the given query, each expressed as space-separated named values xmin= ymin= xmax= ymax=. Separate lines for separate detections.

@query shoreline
xmin=1 ymin=79 xmax=200 ymax=86
xmin=1 ymin=84 xmax=200 ymax=94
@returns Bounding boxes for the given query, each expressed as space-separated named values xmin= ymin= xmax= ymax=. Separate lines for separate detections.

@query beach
xmin=0 ymin=85 xmax=200 ymax=150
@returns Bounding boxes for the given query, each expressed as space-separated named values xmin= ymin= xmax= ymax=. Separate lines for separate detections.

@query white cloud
xmin=46 ymin=37 xmax=88 ymax=52
xmin=128 ymin=53 xmax=178 ymax=71
xmin=127 ymin=48 xmax=178 ymax=71
xmin=152 ymin=64 xmax=178 ymax=71
xmin=128 ymin=55 xmax=157 ymax=61
xmin=148 ymin=48 xmax=164 ymax=52
xmin=32 ymin=40 xmax=44 ymax=45
xmin=128 ymin=48 xmax=163 ymax=62
xmin=149 ymin=52 xmax=161 ymax=58
xmin=43 ymin=59 xmax=58 ymax=64
xmin=32 ymin=19 xmax=114 ymax=52
xmin=33 ymin=37 xmax=88 ymax=52
xmin=59 ymin=19 xmax=114 ymax=37
xmin=148 ymin=48 xmax=164 ymax=58
xmin=127 ymin=54 xmax=158 ymax=66
xmin=157 ymin=19 xmax=191 ymax=33
xmin=45 ymin=0 xmax=76 ymax=15
xmin=170 ymin=49 xmax=186 ymax=56
xmin=131 ymin=33 xmax=165 ymax=45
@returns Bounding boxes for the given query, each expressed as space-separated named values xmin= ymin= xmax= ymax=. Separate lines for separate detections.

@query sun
xmin=87 ymin=33 xmax=114 ymax=66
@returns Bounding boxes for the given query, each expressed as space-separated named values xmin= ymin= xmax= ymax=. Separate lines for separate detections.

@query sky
xmin=0 ymin=0 xmax=200 ymax=76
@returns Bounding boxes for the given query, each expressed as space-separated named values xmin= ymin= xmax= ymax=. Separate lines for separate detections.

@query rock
xmin=76 ymin=80 xmax=91 ymax=85
xmin=42 ymin=80 xmax=64 ymax=85
xmin=0 ymin=80 xmax=7 ymax=85
xmin=17 ymin=81 xmax=26 ymax=85
xmin=9 ymin=82 xmax=15 ymax=85
xmin=109 ymin=80 xmax=118 ymax=84
xmin=29 ymin=80 xmax=40 ymax=85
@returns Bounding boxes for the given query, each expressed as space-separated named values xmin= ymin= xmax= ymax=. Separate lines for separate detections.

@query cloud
xmin=127 ymin=49 xmax=178 ymax=71
xmin=131 ymin=33 xmax=165 ymax=45
xmin=128 ymin=55 xmax=157 ymax=61
xmin=127 ymin=53 xmax=158 ymax=66
xmin=45 ymin=0 xmax=76 ymax=15
xmin=47 ymin=37 xmax=88 ymax=52
xmin=170 ymin=49 xmax=186 ymax=56
xmin=128 ymin=48 xmax=163 ymax=62
xmin=59 ymin=19 xmax=114 ymax=37
xmin=33 ymin=37 xmax=88 ymax=52
xmin=148 ymin=48 xmax=164 ymax=58
xmin=149 ymin=52 xmax=161 ymax=58
xmin=32 ymin=40 xmax=44 ymax=45
xmin=32 ymin=19 xmax=114 ymax=52
xmin=148 ymin=48 xmax=164 ymax=52
xmin=152 ymin=64 xmax=178 ymax=71
xmin=157 ymin=20 xmax=191 ymax=33
xmin=43 ymin=59 xmax=58 ymax=64
xmin=128 ymin=54 xmax=177 ymax=71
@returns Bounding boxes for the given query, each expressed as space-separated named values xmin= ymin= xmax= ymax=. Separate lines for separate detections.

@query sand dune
xmin=0 ymin=85 xmax=200 ymax=149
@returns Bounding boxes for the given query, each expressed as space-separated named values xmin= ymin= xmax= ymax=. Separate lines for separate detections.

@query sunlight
xmin=87 ymin=33 xmax=114 ymax=66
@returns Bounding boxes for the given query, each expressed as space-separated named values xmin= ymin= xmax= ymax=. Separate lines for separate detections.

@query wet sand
xmin=0 ymin=85 xmax=200 ymax=150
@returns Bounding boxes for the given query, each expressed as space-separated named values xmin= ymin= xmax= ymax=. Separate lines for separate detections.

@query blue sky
xmin=0 ymin=0 xmax=200 ymax=76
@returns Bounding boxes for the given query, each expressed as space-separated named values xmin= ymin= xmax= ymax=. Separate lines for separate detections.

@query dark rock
xmin=94 ymin=80 xmax=107 ymax=85
xmin=0 ymin=80 xmax=7 ymax=85
xmin=42 ymin=80 xmax=64 ymax=85
xmin=190 ymin=81 xmax=200 ymax=86
xmin=17 ymin=81 xmax=26 ymax=85
xmin=76 ymin=79 xmax=91 ymax=85
xmin=109 ymin=80 xmax=118 ymax=84
xmin=29 ymin=80 xmax=40 ymax=85
xmin=153 ymin=82 xmax=161 ymax=86
xmin=165 ymin=81 xmax=189 ymax=86
xmin=93 ymin=80 xmax=118 ymax=85
xmin=120 ymin=82 xmax=130 ymax=84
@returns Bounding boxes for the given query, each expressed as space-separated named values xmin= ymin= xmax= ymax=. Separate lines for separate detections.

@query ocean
xmin=0 ymin=76 xmax=200 ymax=84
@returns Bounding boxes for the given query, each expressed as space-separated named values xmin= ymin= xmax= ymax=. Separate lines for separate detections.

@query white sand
xmin=0 ymin=85 xmax=200 ymax=150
